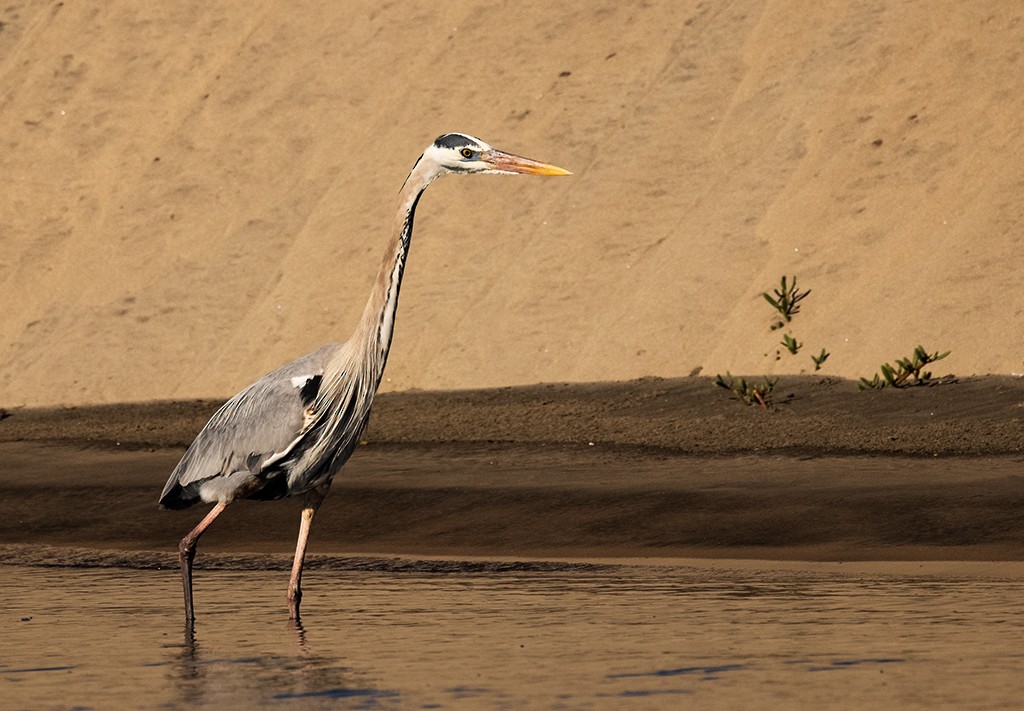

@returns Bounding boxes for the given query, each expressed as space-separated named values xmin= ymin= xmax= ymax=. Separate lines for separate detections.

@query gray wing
xmin=159 ymin=343 xmax=341 ymax=509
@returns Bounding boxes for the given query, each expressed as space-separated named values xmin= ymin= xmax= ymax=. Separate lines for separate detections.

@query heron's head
xmin=421 ymin=133 xmax=572 ymax=177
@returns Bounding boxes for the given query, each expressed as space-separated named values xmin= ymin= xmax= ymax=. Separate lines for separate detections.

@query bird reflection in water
xmin=169 ymin=617 xmax=389 ymax=707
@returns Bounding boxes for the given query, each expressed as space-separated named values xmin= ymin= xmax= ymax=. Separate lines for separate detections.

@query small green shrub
xmin=781 ymin=333 xmax=801 ymax=355
xmin=763 ymin=275 xmax=810 ymax=331
xmin=811 ymin=348 xmax=830 ymax=371
xmin=859 ymin=346 xmax=951 ymax=390
xmin=714 ymin=372 xmax=777 ymax=409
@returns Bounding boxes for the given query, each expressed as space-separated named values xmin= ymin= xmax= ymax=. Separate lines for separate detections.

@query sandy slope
xmin=2 ymin=1 xmax=1023 ymax=407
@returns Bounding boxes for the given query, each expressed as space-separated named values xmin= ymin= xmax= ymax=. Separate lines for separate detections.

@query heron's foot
xmin=287 ymin=586 xmax=302 ymax=621
xmin=174 ymin=502 xmax=229 ymax=624
xmin=179 ymin=540 xmax=198 ymax=622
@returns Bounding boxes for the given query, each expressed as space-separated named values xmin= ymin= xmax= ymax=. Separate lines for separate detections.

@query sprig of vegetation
xmin=811 ymin=348 xmax=830 ymax=371
xmin=763 ymin=275 xmax=811 ymax=331
xmin=781 ymin=333 xmax=801 ymax=355
xmin=714 ymin=372 xmax=777 ymax=409
xmin=858 ymin=346 xmax=951 ymax=390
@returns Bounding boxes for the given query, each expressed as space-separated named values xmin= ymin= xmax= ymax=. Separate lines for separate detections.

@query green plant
xmin=811 ymin=348 xmax=830 ymax=371
xmin=714 ymin=372 xmax=777 ymax=409
xmin=763 ymin=275 xmax=811 ymax=330
xmin=781 ymin=333 xmax=801 ymax=355
xmin=858 ymin=346 xmax=951 ymax=390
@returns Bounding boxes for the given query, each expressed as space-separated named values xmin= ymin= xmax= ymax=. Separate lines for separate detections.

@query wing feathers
xmin=158 ymin=344 xmax=339 ymax=508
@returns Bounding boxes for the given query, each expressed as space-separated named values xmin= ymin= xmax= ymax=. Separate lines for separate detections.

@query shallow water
xmin=3 ymin=562 xmax=1024 ymax=710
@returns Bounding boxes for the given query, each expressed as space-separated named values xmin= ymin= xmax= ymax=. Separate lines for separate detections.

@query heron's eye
xmin=460 ymin=148 xmax=474 ymax=159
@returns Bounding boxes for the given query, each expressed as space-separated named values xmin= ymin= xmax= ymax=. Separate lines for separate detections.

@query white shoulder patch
xmin=290 ymin=375 xmax=314 ymax=389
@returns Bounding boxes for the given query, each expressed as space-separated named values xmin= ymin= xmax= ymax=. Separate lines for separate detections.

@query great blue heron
xmin=159 ymin=133 xmax=570 ymax=622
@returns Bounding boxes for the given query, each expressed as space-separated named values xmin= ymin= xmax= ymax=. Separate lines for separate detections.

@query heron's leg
xmin=178 ymin=501 xmax=228 ymax=623
xmin=287 ymin=482 xmax=331 ymax=620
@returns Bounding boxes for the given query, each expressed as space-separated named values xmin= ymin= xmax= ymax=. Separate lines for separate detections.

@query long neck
xmin=293 ymin=158 xmax=437 ymax=475
xmin=349 ymin=161 xmax=434 ymax=388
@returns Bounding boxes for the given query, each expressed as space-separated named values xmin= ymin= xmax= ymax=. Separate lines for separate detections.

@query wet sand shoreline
xmin=2 ymin=376 xmax=1023 ymax=565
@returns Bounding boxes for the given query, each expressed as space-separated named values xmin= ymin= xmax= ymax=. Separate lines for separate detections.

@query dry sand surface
xmin=1 ymin=1 xmax=1023 ymax=408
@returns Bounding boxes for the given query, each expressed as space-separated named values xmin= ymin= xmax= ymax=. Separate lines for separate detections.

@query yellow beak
xmin=485 ymin=149 xmax=573 ymax=176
